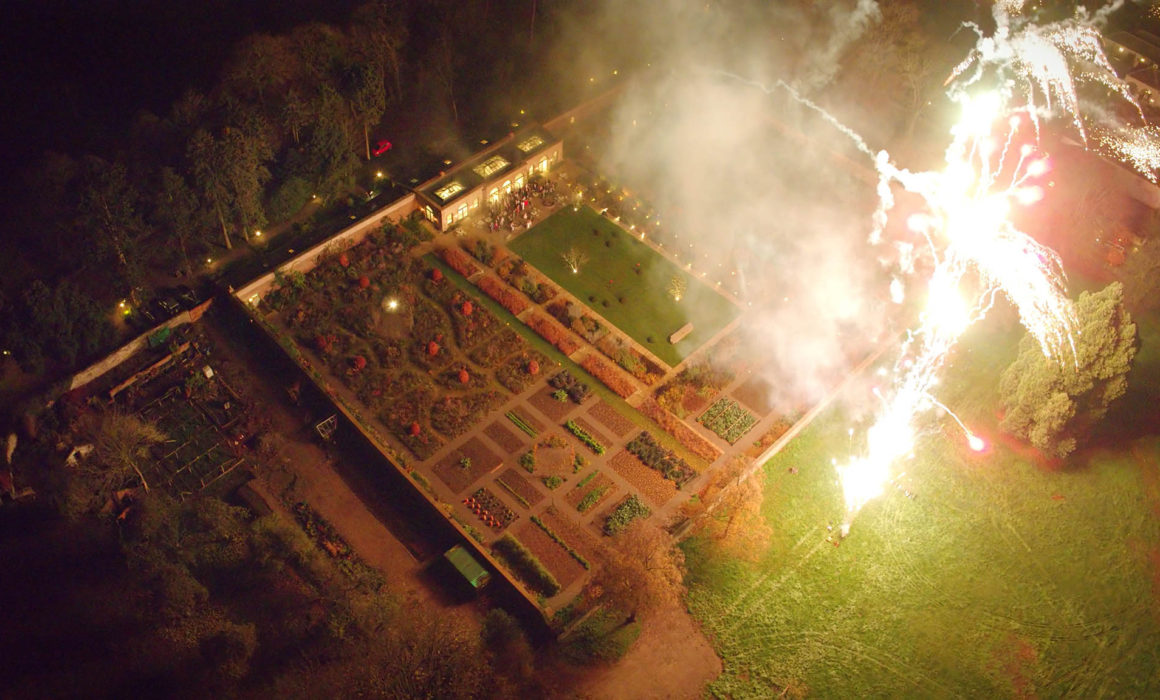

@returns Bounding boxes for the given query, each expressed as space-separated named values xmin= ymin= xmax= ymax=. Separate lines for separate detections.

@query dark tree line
xmin=2 ymin=0 xmax=596 ymax=378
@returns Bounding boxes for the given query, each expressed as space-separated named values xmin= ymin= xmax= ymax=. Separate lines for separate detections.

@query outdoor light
xmin=118 ymin=300 xmax=126 ymax=308
xmin=255 ymin=230 xmax=262 ymax=237
xmin=376 ymin=171 xmax=383 ymax=178
xmin=206 ymin=257 xmax=213 ymax=264
xmin=386 ymin=298 xmax=399 ymax=311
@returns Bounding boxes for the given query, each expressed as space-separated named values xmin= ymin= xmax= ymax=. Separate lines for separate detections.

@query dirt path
xmin=201 ymin=311 xmax=467 ymax=617
xmin=557 ymin=604 xmax=722 ymax=700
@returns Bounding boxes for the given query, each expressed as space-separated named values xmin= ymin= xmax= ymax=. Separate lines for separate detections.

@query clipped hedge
xmin=492 ymin=534 xmax=561 ymax=597
xmin=580 ymin=354 xmax=636 ymax=398
xmin=478 ymin=274 xmax=530 ymax=315
xmin=439 ymin=246 xmax=480 ymax=277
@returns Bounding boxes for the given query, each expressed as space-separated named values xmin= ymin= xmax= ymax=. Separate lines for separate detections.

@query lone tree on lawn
xmin=561 ymin=247 xmax=588 ymax=274
xmin=592 ymin=521 xmax=685 ymax=624
xmin=999 ymin=281 xmax=1137 ymax=458
xmin=699 ymin=456 xmax=771 ymax=561
xmin=668 ymin=275 xmax=687 ymax=302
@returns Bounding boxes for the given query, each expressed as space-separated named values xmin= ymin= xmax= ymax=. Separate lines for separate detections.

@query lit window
xmin=435 ymin=181 xmax=464 ymax=201
xmin=516 ymin=135 xmax=544 ymax=152
xmin=473 ymin=155 xmax=510 ymax=178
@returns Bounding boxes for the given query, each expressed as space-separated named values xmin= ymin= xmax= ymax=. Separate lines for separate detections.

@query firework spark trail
xmin=715 ymin=0 xmax=1152 ymax=524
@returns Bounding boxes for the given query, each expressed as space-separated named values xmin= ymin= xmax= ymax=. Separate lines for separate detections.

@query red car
xmin=373 ymin=140 xmax=392 ymax=156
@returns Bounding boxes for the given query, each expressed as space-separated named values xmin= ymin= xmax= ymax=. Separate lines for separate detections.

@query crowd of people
xmin=482 ymin=176 xmax=560 ymax=233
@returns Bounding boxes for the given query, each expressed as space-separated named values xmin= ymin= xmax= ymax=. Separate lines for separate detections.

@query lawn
xmin=684 ymin=313 xmax=1160 ymax=697
xmin=508 ymin=206 xmax=741 ymax=366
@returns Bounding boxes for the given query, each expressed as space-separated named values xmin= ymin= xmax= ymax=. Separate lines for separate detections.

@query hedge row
xmin=580 ymin=354 xmax=637 ymax=399
xmin=492 ymin=534 xmax=561 ymax=597
xmin=478 ymin=274 xmax=530 ymax=315
xmin=439 ymin=246 xmax=480 ymax=277
xmin=638 ymin=399 xmax=720 ymax=462
xmin=527 ymin=313 xmax=583 ymax=355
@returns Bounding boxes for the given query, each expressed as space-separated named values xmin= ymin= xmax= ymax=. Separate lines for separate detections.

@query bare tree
xmin=699 ymin=457 xmax=771 ymax=561
xmin=562 ymin=247 xmax=589 ymax=274
xmin=79 ymin=410 xmax=166 ymax=496
xmin=593 ymin=521 xmax=685 ymax=623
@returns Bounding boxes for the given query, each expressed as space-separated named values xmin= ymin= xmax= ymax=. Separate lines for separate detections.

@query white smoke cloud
xmin=589 ymin=0 xmax=897 ymax=412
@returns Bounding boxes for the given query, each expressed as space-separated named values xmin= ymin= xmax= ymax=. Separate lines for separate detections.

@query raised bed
xmin=698 ymin=397 xmax=758 ymax=444
xmin=609 ymin=450 xmax=678 ymax=507
xmin=497 ymin=468 xmax=544 ymax=509
xmin=433 ymin=437 xmax=502 ymax=494
xmin=484 ymin=420 xmax=527 ymax=455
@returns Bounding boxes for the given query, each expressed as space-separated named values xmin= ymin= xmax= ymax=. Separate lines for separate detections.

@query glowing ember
xmin=967 ymin=434 xmax=986 ymax=452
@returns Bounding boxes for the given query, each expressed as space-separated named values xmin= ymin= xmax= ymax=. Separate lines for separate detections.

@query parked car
xmin=173 ymin=284 xmax=202 ymax=310
xmin=129 ymin=304 xmax=159 ymax=331
xmin=373 ymin=139 xmax=393 ymax=156
xmin=154 ymin=295 xmax=180 ymax=318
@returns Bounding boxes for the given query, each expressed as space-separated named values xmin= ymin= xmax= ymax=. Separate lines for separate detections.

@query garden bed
xmin=484 ymin=420 xmax=527 ymax=455
xmin=567 ymin=471 xmax=617 ymax=514
xmin=625 ymin=430 xmax=697 ymax=487
xmin=565 ymin=418 xmax=611 ymax=456
xmin=586 ymin=399 xmax=635 ymax=438
xmin=497 ymin=468 xmax=544 ymax=509
xmin=465 ymin=487 xmax=517 ymax=531
xmin=433 ymin=437 xmax=502 ymax=494
xmin=698 ymin=398 xmax=758 ymax=444
xmin=539 ymin=505 xmax=602 ymax=565
xmin=529 ymin=384 xmax=579 ymax=423
xmin=513 ymin=520 xmax=588 ymax=589
xmin=609 ymin=450 xmax=678 ymax=507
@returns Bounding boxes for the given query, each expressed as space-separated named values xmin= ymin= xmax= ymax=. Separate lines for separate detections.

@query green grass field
xmin=684 ymin=313 xmax=1160 ymax=697
xmin=508 ymin=206 xmax=741 ymax=366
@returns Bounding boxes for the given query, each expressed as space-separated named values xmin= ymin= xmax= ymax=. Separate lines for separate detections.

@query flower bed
xmin=439 ymin=246 xmax=480 ymax=277
xmin=492 ymin=533 xmax=560 ymax=596
xmin=477 ymin=274 xmax=530 ymax=315
xmin=467 ymin=487 xmax=517 ymax=530
xmin=527 ymin=313 xmax=582 ymax=355
xmin=698 ymin=398 xmax=758 ymax=444
xmin=638 ymin=399 xmax=721 ymax=462
xmin=430 ymin=391 xmax=504 ymax=438
xmin=596 ymin=335 xmax=664 ymax=386
xmin=603 ymin=495 xmax=651 ymax=536
xmin=496 ymin=351 xmax=549 ymax=395
xmin=625 ymin=431 xmax=696 ymax=487
xmin=468 ymin=327 xmax=524 ymax=367
xmin=580 ymin=354 xmax=637 ymax=399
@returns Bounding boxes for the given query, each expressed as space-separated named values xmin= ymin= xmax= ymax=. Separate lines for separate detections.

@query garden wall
xmin=233 ymin=193 xmax=417 ymax=306
xmin=66 ymin=298 xmax=214 ymax=392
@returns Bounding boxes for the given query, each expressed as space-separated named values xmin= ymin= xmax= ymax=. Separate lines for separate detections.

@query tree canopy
xmin=999 ymin=281 xmax=1138 ymax=458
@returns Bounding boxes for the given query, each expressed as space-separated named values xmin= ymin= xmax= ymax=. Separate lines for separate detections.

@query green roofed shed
xmin=444 ymin=544 xmax=491 ymax=589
